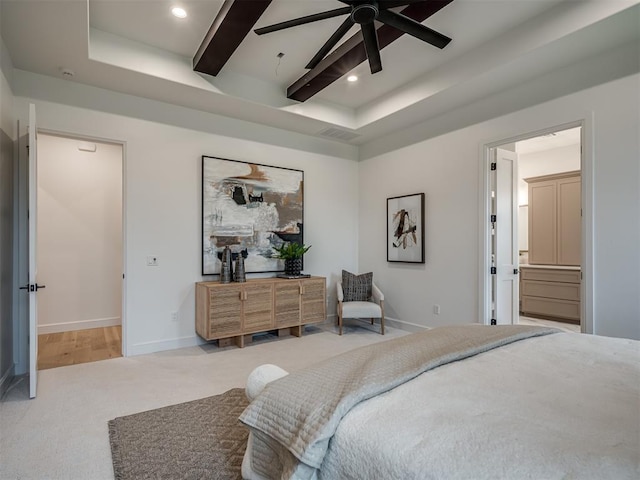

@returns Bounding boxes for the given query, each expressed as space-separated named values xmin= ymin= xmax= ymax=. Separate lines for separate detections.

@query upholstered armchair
xmin=336 ymin=280 xmax=385 ymax=336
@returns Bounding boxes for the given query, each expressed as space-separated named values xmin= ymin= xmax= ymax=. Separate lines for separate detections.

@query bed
xmin=239 ymin=325 xmax=640 ymax=480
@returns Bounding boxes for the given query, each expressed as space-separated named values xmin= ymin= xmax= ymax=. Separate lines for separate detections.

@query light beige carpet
xmin=1 ymin=323 xmax=407 ymax=479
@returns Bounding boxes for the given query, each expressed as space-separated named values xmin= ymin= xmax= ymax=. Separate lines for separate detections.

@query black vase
xmin=284 ymin=258 xmax=302 ymax=276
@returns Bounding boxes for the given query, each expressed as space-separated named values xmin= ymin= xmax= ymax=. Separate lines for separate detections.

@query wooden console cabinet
xmin=196 ymin=276 xmax=326 ymax=347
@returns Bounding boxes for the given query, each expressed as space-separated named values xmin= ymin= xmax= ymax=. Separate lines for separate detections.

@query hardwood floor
xmin=38 ymin=326 xmax=122 ymax=370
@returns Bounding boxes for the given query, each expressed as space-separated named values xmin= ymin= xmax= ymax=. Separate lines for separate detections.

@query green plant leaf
xmin=273 ymin=242 xmax=311 ymax=259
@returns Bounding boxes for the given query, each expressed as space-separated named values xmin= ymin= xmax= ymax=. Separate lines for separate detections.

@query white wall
xmin=517 ymin=144 xmax=581 ymax=205
xmin=359 ymin=74 xmax=640 ymax=340
xmin=13 ymin=75 xmax=360 ymax=360
xmin=36 ymin=134 xmax=122 ymax=333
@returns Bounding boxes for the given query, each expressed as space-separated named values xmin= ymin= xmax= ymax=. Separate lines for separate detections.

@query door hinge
xmin=490 ymin=162 xmax=497 ymax=170
xmin=491 ymin=319 xmax=497 ymax=325
xmin=490 ymin=267 xmax=497 ymax=275
xmin=490 ymin=214 xmax=496 ymax=223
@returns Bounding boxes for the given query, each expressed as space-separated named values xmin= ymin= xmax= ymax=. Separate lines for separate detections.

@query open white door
xmin=491 ymin=148 xmax=519 ymax=325
xmin=27 ymin=103 xmax=42 ymax=398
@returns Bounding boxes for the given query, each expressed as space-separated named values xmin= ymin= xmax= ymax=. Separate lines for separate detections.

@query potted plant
xmin=273 ymin=242 xmax=311 ymax=276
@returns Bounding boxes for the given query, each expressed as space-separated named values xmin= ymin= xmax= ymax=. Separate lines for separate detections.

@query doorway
xmin=480 ymin=121 xmax=591 ymax=334
xmin=35 ymin=133 xmax=124 ymax=369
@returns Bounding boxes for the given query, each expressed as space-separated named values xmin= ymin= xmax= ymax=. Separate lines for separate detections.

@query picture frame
xmin=387 ymin=193 xmax=425 ymax=263
xmin=202 ymin=156 xmax=304 ymax=275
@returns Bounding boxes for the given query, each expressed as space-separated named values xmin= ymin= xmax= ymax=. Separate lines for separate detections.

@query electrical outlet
xmin=171 ymin=311 xmax=178 ymax=321
xmin=147 ymin=256 xmax=159 ymax=266
xmin=433 ymin=304 xmax=441 ymax=315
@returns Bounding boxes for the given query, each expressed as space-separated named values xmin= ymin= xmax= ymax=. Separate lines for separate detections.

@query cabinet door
xmin=557 ymin=176 xmax=581 ymax=265
xmin=209 ymin=285 xmax=243 ymax=338
xmin=301 ymin=278 xmax=326 ymax=324
xmin=275 ymin=282 xmax=301 ymax=328
xmin=243 ymin=283 xmax=274 ymax=332
xmin=528 ymin=180 xmax=557 ymax=264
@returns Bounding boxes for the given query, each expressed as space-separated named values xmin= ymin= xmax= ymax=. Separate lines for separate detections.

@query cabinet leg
xmin=234 ymin=334 xmax=253 ymax=348
xmin=218 ymin=337 xmax=233 ymax=348
xmin=290 ymin=325 xmax=303 ymax=337
xmin=277 ymin=328 xmax=291 ymax=337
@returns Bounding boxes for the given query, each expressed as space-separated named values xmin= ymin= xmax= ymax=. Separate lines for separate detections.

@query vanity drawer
xmin=521 ymin=280 xmax=580 ymax=301
xmin=520 ymin=268 xmax=580 ymax=284
xmin=521 ymin=296 xmax=580 ymax=320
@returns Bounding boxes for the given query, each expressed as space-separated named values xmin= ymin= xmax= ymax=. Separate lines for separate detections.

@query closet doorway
xmin=35 ymin=133 xmax=124 ymax=369
xmin=514 ymin=127 xmax=582 ymax=333
xmin=481 ymin=121 xmax=591 ymax=334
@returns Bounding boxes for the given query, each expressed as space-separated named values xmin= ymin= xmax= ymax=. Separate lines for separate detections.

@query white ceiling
xmin=1 ymin=0 xmax=638 ymax=147
xmin=516 ymin=127 xmax=581 ymax=155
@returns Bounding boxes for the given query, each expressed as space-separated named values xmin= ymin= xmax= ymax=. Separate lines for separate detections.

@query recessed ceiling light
xmin=347 ymin=75 xmax=358 ymax=82
xmin=171 ymin=7 xmax=187 ymax=18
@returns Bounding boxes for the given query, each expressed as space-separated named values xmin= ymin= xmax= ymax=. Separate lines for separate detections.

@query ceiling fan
xmin=254 ymin=0 xmax=452 ymax=74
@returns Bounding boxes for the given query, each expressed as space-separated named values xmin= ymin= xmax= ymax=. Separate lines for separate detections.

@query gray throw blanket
xmin=239 ymin=325 xmax=559 ymax=479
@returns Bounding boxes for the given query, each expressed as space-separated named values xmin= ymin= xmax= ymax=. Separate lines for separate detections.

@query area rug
xmin=108 ymin=388 xmax=249 ymax=480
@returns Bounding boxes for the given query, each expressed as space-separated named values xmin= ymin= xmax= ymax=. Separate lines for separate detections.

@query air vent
xmin=317 ymin=127 xmax=361 ymax=142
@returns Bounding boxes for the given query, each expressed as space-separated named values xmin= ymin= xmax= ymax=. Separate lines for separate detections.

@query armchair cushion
xmin=341 ymin=301 xmax=382 ymax=319
xmin=341 ymin=270 xmax=373 ymax=302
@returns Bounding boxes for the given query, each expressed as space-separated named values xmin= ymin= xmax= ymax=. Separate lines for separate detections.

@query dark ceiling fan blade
xmin=306 ymin=17 xmax=355 ymax=69
xmin=379 ymin=0 xmax=428 ymax=7
xmin=254 ymin=7 xmax=351 ymax=35
xmin=361 ymin=22 xmax=382 ymax=74
xmin=377 ymin=9 xmax=451 ymax=48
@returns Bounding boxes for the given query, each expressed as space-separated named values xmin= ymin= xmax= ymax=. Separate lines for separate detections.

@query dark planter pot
xmin=284 ymin=258 xmax=302 ymax=276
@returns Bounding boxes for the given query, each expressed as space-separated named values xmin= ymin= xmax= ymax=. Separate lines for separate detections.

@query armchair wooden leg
xmin=380 ymin=301 xmax=385 ymax=335
xmin=370 ymin=318 xmax=374 ymax=325
xmin=338 ymin=302 xmax=343 ymax=336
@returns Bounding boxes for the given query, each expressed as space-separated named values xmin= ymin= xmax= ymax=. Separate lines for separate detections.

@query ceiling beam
xmin=193 ymin=0 xmax=272 ymax=77
xmin=287 ymin=0 xmax=454 ymax=102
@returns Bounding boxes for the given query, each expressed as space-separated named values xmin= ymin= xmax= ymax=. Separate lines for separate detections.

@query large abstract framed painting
xmin=387 ymin=193 xmax=425 ymax=263
xmin=202 ymin=156 xmax=304 ymax=275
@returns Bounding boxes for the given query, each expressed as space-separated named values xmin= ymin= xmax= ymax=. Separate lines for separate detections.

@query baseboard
xmin=128 ymin=335 xmax=206 ymax=356
xmin=128 ymin=316 xmax=427 ymax=357
xmin=326 ymin=313 xmax=428 ymax=334
xmin=0 ymin=364 xmax=15 ymax=398
xmin=382 ymin=317 xmax=429 ymax=333
xmin=38 ymin=317 xmax=121 ymax=334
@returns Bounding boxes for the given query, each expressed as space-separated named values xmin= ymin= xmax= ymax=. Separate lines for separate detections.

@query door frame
xmin=478 ymin=118 xmax=593 ymax=334
xmin=27 ymin=127 xmax=128 ymax=360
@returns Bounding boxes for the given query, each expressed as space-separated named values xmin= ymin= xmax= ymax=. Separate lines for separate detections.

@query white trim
xmin=478 ymin=143 xmax=492 ymax=325
xmin=580 ymin=114 xmax=595 ymax=335
xmin=327 ymin=312 xmax=428 ymax=334
xmin=478 ymin=118 xmax=593 ymax=334
xmin=120 ymin=141 xmax=128 ymax=356
xmin=129 ymin=335 xmax=206 ymax=356
xmin=383 ymin=316 xmax=429 ymax=333
xmin=37 ymin=317 xmax=121 ymax=334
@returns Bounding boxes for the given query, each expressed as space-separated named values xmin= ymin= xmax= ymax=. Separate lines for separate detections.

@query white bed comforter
xmin=318 ymin=332 xmax=640 ymax=479
xmin=241 ymin=326 xmax=557 ymax=479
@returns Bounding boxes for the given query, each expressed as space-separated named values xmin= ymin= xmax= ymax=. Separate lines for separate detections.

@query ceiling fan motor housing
xmin=351 ymin=2 xmax=379 ymax=25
